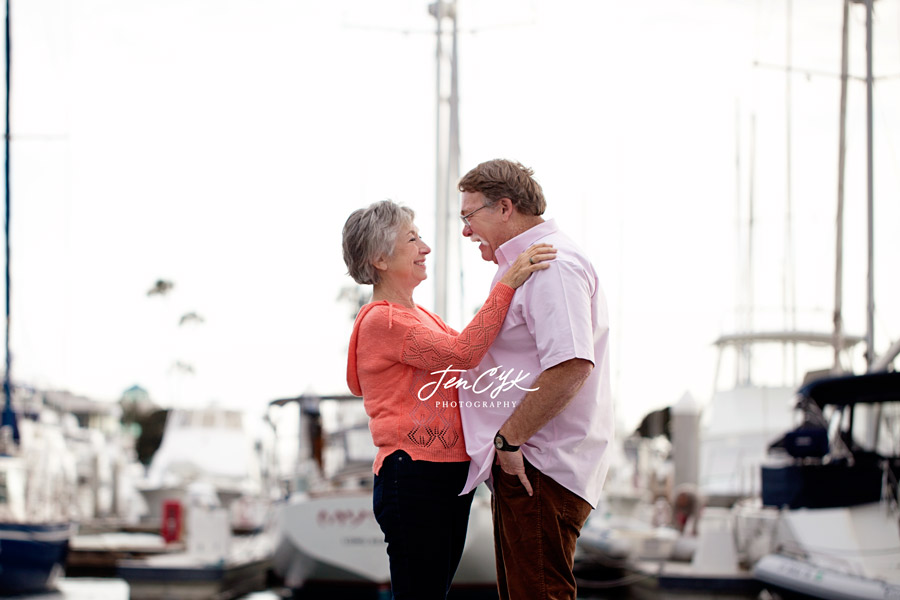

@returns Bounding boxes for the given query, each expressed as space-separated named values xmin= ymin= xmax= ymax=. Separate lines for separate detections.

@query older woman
xmin=342 ymin=199 xmax=554 ymax=600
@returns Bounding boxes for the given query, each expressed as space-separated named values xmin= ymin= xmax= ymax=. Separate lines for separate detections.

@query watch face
xmin=494 ymin=435 xmax=503 ymax=449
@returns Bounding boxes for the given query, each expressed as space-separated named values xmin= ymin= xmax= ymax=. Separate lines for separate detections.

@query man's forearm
xmin=498 ymin=358 xmax=593 ymax=446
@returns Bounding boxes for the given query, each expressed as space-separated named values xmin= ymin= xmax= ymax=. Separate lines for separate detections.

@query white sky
xmin=6 ymin=0 xmax=900 ymax=432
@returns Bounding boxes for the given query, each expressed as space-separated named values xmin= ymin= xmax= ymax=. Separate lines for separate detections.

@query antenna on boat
xmin=1 ymin=0 xmax=17 ymax=446
xmin=733 ymin=105 xmax=757 ymax=386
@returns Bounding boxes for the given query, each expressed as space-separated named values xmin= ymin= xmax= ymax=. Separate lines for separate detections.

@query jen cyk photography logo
xmin=417 ymin=365 xmax=539 ymax=402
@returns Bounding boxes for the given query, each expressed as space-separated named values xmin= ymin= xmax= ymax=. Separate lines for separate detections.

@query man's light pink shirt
xmin=459 ymin=220 xmax=613 ymax=508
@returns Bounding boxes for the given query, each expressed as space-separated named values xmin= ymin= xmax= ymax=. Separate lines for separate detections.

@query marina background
xmin=7 ymin=0 xmax=899 ymax=434
xmin=4 ymin=3 xmax=899 ymax=598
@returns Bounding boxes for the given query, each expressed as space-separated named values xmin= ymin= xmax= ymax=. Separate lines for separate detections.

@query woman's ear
xmin=372 ymin=256 xmax=388 ymax=271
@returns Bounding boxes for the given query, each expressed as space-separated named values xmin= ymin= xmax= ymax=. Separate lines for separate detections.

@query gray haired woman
xmin=342 ymin=199 xmax=554 ymax=600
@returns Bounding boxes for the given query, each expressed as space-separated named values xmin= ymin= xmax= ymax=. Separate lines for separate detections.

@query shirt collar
xmin=495 ymin=219 xmax=558 ymax=267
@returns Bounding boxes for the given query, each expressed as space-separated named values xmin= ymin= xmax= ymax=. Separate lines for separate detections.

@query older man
xmin=457 ymin=159 xmax=614 ymax=600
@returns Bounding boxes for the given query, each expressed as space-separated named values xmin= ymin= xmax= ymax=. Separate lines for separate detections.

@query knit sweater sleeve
xmin=361 ymin=283 xmax=515 ymax=372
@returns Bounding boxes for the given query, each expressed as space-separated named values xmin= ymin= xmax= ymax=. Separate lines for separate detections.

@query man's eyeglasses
xmin=460 ymin=203 xmax=490 ymax=227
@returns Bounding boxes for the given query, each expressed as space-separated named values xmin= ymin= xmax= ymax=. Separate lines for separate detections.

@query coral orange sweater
xmin=347 ymin=283 xmax=515 ymax=474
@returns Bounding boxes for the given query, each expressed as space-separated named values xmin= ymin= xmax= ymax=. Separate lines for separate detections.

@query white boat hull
xmin=273 ymin=487 xmax=496 ymax=590
xmin=754 ymin=500 xmax=900 ymax=600
xmin=754 ymin=554 xmax=900 ymax=600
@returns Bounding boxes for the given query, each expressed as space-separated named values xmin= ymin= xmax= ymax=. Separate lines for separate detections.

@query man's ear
xmin=498 ymin=198 xmax=514 ymax=222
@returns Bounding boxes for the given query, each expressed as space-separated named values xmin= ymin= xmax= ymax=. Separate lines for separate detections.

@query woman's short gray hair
xmin=342 ymin=200 xmax=415 ymax=285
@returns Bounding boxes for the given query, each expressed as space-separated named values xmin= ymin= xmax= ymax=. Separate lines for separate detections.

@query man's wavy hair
xmin=458 ymin=159 xmax=545 ymax=216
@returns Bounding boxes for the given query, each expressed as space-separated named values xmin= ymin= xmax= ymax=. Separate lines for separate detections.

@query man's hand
xmin=497 ymin=450 xmax=533 ymax=496
xmin=494 ymin=358 xmax=592 ymax=500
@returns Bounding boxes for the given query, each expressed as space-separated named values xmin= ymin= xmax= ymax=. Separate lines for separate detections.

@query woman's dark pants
xmin=373 ymin=451 xmax=474 ymax=600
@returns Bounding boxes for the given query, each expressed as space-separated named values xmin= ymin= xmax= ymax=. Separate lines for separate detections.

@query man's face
xmin=460 ymin=191 xmax=503 ymax=264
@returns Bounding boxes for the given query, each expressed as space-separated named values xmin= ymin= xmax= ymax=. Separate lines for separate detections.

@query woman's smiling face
xmin=381 ymin=221 xmax=431 ymax=289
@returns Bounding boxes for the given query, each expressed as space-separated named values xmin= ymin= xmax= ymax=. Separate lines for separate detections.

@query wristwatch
xmin=493 ymin=432 xmax=520 ymax=452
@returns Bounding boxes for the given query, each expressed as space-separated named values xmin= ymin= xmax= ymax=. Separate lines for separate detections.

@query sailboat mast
xmin=733 ymin=102 xmax=742 ymax=385
xmin=448 ymin=6 xmax=460 ymax=320
xmin=433 ymin=1 xmax=446 ymax=318
xmin=863 ymin=0 xmax=874 ymax=368
xmin=783 ymin=0 xmax=798 ymax=384
xmin=1 ymin=0 xmax=17 ymax=448
xmin=430 ymin=0 xmax=461 ymax=326
xmin=833 ymin=0 xmax=849 ymax=373
xmin=3 ymin=0 xmax=12 ymax=420
xmin=747 ymin=114 xmax=756 ymax=382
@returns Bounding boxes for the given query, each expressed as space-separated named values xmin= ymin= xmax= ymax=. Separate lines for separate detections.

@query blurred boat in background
xmin=269 ymin=394 xmax=498 ymax=595
xmin=116 ymin=501 xmax=275 ymax=600
xmin=136 ymin=405 xmax=280 ymax=534
xmin=0 ymin=390 xmax=78 ymax=595
xmin=753 ymin=371 xmax=900 ymax=600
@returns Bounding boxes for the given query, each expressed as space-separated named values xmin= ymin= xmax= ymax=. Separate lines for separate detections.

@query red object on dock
xmin=160 ymin=500 xmax=182 ymax=543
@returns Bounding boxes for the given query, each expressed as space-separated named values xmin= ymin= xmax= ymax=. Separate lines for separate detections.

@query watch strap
xmin=495 ymin=433 xmax=520 ymax=452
